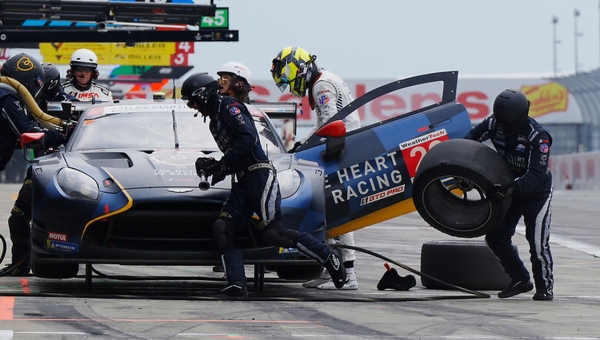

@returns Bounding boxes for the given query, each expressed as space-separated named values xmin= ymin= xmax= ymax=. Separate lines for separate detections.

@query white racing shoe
xmin=303 ymin=275 xmax=331 ymax=288
xmin=317 ymin=271 xmax=358 ymax=290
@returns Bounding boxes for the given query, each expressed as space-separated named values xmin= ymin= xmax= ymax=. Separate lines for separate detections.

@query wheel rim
xmin=420 ymin=175 xmax=493 ymax=235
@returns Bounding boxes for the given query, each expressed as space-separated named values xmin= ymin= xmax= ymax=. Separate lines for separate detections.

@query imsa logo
xmin=360 ymin=184 xmax=405 ymax=206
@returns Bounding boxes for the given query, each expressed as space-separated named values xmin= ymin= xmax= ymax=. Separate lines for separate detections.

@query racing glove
xmin=288 ymin=141 xmax=303 ymax=153
xmin=205 ymin=158 xmax=227 ymax=177
xmin=488 ymin=181 xmax=516 ymax=200
xmin=195 ymin=157 xmax=216 ymax=178
xmin=205 ymin=158 xmax=228 ymax=186
xmin=61 ymin=123 xmax=76 ymax=143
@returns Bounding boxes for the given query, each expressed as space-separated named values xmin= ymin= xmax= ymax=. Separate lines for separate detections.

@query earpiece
xmin=233 ymin=80 xmax=245 ymax=91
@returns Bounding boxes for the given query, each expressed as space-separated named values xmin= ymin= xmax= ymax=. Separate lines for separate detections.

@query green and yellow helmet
xmin=271 ymin=46 xmax=318 ymax=97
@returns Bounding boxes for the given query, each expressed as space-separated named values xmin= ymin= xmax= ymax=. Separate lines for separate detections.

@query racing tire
xmin=276 ymin=264 xmax=322 ymax=280
xmin=412 ymin=139 xmax=513 ymax=238
xmin=420 ymin=240 xmax=511 ymax=290
xmin=31 ymin=253 xmax=79 ymax=279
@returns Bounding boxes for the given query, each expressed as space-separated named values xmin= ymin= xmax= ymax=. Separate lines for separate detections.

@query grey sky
xmin=192 ymin=0 xmax=600 ymax=80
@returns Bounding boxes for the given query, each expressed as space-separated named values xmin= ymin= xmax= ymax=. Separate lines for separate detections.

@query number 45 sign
xmin=201 ymin=8 xmax=229 ymax=28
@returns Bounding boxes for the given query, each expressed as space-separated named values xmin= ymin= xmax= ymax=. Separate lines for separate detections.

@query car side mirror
xmin=20 ymin=132 xmax=45 ymax=163
xmin=316 ymin=120 xmax=346 ymax=160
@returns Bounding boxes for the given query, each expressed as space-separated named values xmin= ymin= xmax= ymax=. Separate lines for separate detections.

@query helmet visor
xmin=181 ymin=96 xmax=194 ymax=109
xmin=271 ymin=57 xmax=292 ymax=93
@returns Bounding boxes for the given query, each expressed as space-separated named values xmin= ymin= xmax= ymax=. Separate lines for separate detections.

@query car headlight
xmin=56 ymin=168 xmax=100 ymax=201
xmin=278 ymin=169 xmax=302 ymax=199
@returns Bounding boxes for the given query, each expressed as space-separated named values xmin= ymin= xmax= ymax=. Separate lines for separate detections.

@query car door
xmin=292 ymin=71 xmax=472 ymax=237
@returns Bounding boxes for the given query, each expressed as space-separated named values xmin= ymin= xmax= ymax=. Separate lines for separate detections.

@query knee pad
xmin=212 ymin=218 xmax=236 ymax=253
xmin=8 ymin=213 xmax=31 ymax=245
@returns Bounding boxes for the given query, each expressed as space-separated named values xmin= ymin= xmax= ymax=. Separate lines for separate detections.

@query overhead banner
xmin=40 ymin=42 xmax=178 ymax=55
xmin=39 ymin=42 xmax=193 ymax=66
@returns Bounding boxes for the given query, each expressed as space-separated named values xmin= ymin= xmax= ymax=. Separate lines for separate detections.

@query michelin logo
xmin=47 ymin=240 xmax=79 ymax=253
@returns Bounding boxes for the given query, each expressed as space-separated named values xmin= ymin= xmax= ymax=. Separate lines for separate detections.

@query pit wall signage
xmin=245 ymin=78 xmax=582 ymax=125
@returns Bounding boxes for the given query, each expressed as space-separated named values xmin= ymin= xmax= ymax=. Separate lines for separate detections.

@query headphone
xmin=233 ymin=80 xmax=251 ymax=92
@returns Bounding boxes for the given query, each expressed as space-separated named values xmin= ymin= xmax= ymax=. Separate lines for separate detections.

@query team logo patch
xmin=540 ymin=143 xmax=549 ymax=153
xmin=229 ymin=106 xmax=241 ymax=115
xmin=360 ymin=185 xmax=405 ymax=206
xmin=16 ymin=55 xmax=35 ymax=72
xmin=516 ymin=144 xmax=525 ymax=152
xmin=318 ymin=95 xmax=329 ymax=105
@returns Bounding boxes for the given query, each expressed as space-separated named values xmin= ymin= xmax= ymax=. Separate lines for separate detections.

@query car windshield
xmin=68 ymin=103 xmax=285 ymax=155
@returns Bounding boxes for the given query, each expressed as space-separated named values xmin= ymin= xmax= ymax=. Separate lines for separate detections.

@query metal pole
xmin=553 ymin=16 xmax=559 ymax=76
xmin=575 ymin=8 xmax=581 ymax=74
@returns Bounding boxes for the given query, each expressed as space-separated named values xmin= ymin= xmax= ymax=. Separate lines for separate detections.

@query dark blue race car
xmin=24 ymin=71 xmax=473 ymax=280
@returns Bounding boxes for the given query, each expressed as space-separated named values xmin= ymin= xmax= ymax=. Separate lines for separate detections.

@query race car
xmin=24 ymin=71 xmax=472 ymax=280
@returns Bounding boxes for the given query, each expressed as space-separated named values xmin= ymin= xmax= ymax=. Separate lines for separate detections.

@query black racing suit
xmin=0 ymin=88 xmax=66 ymax=272
xmin=204 ymin=94 xmax=332 ymax=285
xmin=465 ymin=116 xmax=554 ymax=293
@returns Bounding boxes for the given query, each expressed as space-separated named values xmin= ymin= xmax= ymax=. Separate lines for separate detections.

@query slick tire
xmin=412 ymin=139 xmax=513 ymax=238
xmin=276 ymin=264 xmax=322 ymax=280
xmin=420 ymin=240 xmax=511 ymax=290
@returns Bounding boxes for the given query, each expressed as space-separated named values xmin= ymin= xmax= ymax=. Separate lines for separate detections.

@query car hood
xmin=63 ymin=149 xmax=217 ymax=190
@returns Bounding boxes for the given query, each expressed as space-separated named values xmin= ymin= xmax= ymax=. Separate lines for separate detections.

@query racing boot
xmin=0 ymin=263 xmax=31 ymax=277
xmin=317 ymin=269 xmax=359 ymax=290
xmin=210 ymin=249 xmax=248 ymax=300
xmin=212 ymin=281 xmax=249 ymax=300
xmin=498 ymin=278 xmax=533 ymax=298
xmin=533 ymin=286 xmax=554 ymax=301
xmin=323 ymin=248 xmax=346 ymax=289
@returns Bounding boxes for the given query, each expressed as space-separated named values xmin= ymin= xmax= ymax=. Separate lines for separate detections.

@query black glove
xmin=195 ymin=157 xmax=216 ymax=178
xmin=205 ymin=158 xmax=227 ymax=177
xmin=61 ymin=123 xmax=75 ymax=143
xmin=288 ymin=141 xmax=302 ymax=153
xmin=488 ymin=182 xmax=516 ymax=200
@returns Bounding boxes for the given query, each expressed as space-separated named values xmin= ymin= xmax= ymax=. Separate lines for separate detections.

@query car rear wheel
xmin=412 ymin=139 xmax=513 ymax=238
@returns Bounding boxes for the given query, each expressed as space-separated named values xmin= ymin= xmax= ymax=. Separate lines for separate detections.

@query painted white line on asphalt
xmin=516 ymin=225 xmax=600 ymax=257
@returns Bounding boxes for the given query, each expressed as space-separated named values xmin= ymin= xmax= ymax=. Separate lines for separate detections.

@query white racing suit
xmin=62 ymin=80 xmax=113 ymax=102
xmin=304 ymin=69 xmax=361 ymax=264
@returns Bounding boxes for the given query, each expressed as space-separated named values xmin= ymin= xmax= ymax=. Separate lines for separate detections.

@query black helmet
xmin=181 ymin=72 xmax=218 ymax=114
xmin=493 ymin=89 xmax=530 ymax=134
xmin=0 ymin=53 xmax=45 ymax=97
xmin=36 ymin=62 xmax=62 ymax=102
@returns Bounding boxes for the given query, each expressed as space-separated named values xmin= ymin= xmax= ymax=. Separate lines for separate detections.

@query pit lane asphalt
xmin=0 ymin=183 xmax=599 ymax=339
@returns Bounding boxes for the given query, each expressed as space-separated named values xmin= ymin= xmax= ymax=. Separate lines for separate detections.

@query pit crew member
xmin=465 ymin=89 xmax=554 ymax=301
xmin=0 ymin=53 xmax=68 ymax=276
xmin=217 ymin=61 xmax=252 ymax=104
xmin=62 ymin=48 xmax=113 ymax=102
xmin=181 ymin=72 xmax=346 ymax=298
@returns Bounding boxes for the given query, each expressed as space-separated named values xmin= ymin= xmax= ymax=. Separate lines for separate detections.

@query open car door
xmin=293 ymin=71 xmax=472 ymax=237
